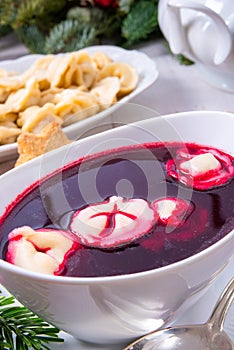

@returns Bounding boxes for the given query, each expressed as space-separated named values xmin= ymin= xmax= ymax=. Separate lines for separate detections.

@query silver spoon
xmin=124 ymin=276 xmax=234 ymax=350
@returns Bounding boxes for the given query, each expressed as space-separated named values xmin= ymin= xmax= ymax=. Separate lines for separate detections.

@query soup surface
xmin=1 ymin=142 xmax=234 ymax=277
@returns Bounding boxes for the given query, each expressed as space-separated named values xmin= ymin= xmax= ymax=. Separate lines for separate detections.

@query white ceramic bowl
xmin=0 ymin=109 xmax=233 ymax=345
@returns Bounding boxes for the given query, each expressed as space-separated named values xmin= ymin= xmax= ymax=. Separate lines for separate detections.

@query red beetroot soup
xmin=0 ymin=142 xmax=234 ymax=277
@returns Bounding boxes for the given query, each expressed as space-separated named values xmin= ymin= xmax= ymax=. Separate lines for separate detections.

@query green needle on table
xmin=0 ymin=291 xmax=64 ymax=350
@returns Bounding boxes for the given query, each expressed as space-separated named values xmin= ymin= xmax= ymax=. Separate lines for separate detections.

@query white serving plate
xmin=1 ymin=257 xmax=233 ymax=349
xmin=0 ymin=45 xmax=158 ymax=161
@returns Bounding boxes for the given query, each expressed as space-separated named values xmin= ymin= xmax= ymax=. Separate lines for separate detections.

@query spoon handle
xmin=208 ymin=276 xmax=234 ymax=331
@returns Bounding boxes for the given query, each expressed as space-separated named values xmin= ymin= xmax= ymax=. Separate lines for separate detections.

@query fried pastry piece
xmin=98 ymin=62 xmax=138 ymax=97
xmin=15 ymin=153 xmax=36 ymax=165
xmin=15 ymin=121 xmax=71 ymax=167
xmin=17 ymin=102 xmax=62 ymax=134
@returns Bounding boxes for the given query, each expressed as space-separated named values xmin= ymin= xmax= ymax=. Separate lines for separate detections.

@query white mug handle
xmin=167 ymin=0 xmax=232 ymax=64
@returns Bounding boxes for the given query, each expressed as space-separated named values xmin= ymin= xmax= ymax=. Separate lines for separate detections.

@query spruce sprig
xmin=14 ymin=0 xmax=66 ymax=29
xmin=122 ymin=0 xmax=159 ymax=46
xmin=0 ymin=0 xmax=22 ymax=27
xmin=16 ymin=24 xmax=46 ymax=54
xmin=0 ymin=291 xmax=64 ymax=350
xmin=44 ymin=19 xmax=96 ymax=54
xmin=0 ymin=24 xmax=12 ymax=38
xmin=118 ymin=0 xmax=134 ymax=14
xmin=0 ymin=0 xmax=165 ymax=56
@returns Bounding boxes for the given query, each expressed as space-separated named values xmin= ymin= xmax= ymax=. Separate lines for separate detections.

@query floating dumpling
xmin=6 ymin=226 xmax=78 ymax=275
xmin=70 ymin=196 xmax=156 ymax=249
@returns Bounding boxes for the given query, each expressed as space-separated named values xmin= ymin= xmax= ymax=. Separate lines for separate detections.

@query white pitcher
xmin=158 ymin=0 xmax=234 ymax=91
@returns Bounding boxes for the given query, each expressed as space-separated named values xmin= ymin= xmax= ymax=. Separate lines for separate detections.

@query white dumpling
xmin=5 ymin=77 xmax=41 ymax=113
xmin=18 ymin=102 xmax=62 ymax=134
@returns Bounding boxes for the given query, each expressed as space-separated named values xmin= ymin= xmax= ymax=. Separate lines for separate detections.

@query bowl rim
xmin=0 ymin=109 xmax=234 ymax=285
xmin=0 ymin=228 xmax=233 ymax=285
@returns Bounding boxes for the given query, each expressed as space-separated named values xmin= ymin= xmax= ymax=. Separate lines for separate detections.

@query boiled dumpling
xmin=18 ymin=102 xmax=62 ymax=134
xmin=22 ymin=55 xmax=54 ymax=90
xmin=98 ymin=62 xmax=138 ymax=97
xmin=46 ymin=54 xmax=76 ymax=88
xmin=0 ymin=120 xmax=21 ymax=144
xmin=90 ymin=77 xmax=120 ymax=109
xmin=72 ymin=51 xmax=96 ymax=88
xmin=54 ymin=89 xmax=100 ymax=126
xmin=92 ymin=51 xmax=113 ymax=71
xmin=5 ymin=77 xmax=41 ymax=113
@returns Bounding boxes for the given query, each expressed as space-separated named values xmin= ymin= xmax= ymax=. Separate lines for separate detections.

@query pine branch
xmin=0 ymin=0 xmax=22 ymax=27
xmin=118 ymin=0 xmax=134 ymax=14
xmin=0 ymin=292 xmax=64 ymax=350
xmin=16 ymin=24 xmax=46 ymax=53
xmin=67 ymin=6 xmax=119 ymax=37
xmin=122 ymin=0 xmax=159 ymax=46
xmin=90 ymin=7 xmax=120 ymax=37
xmin=0 ymin=24 xmax=12 ymax=38
xmin=14 ymin=0 xmax=66 ymax=27
xmin=44 ymin=19 xmax=96 ymax=54
xmin=66 ymin=6 xmax=91 ymax=23
xmin=0 ymin=0 xmax=164 ymax=54
xmin=177 ymin=54 xmax=194 ymax=65
xmin=165 ymin=41 xmax=194 ymax=65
